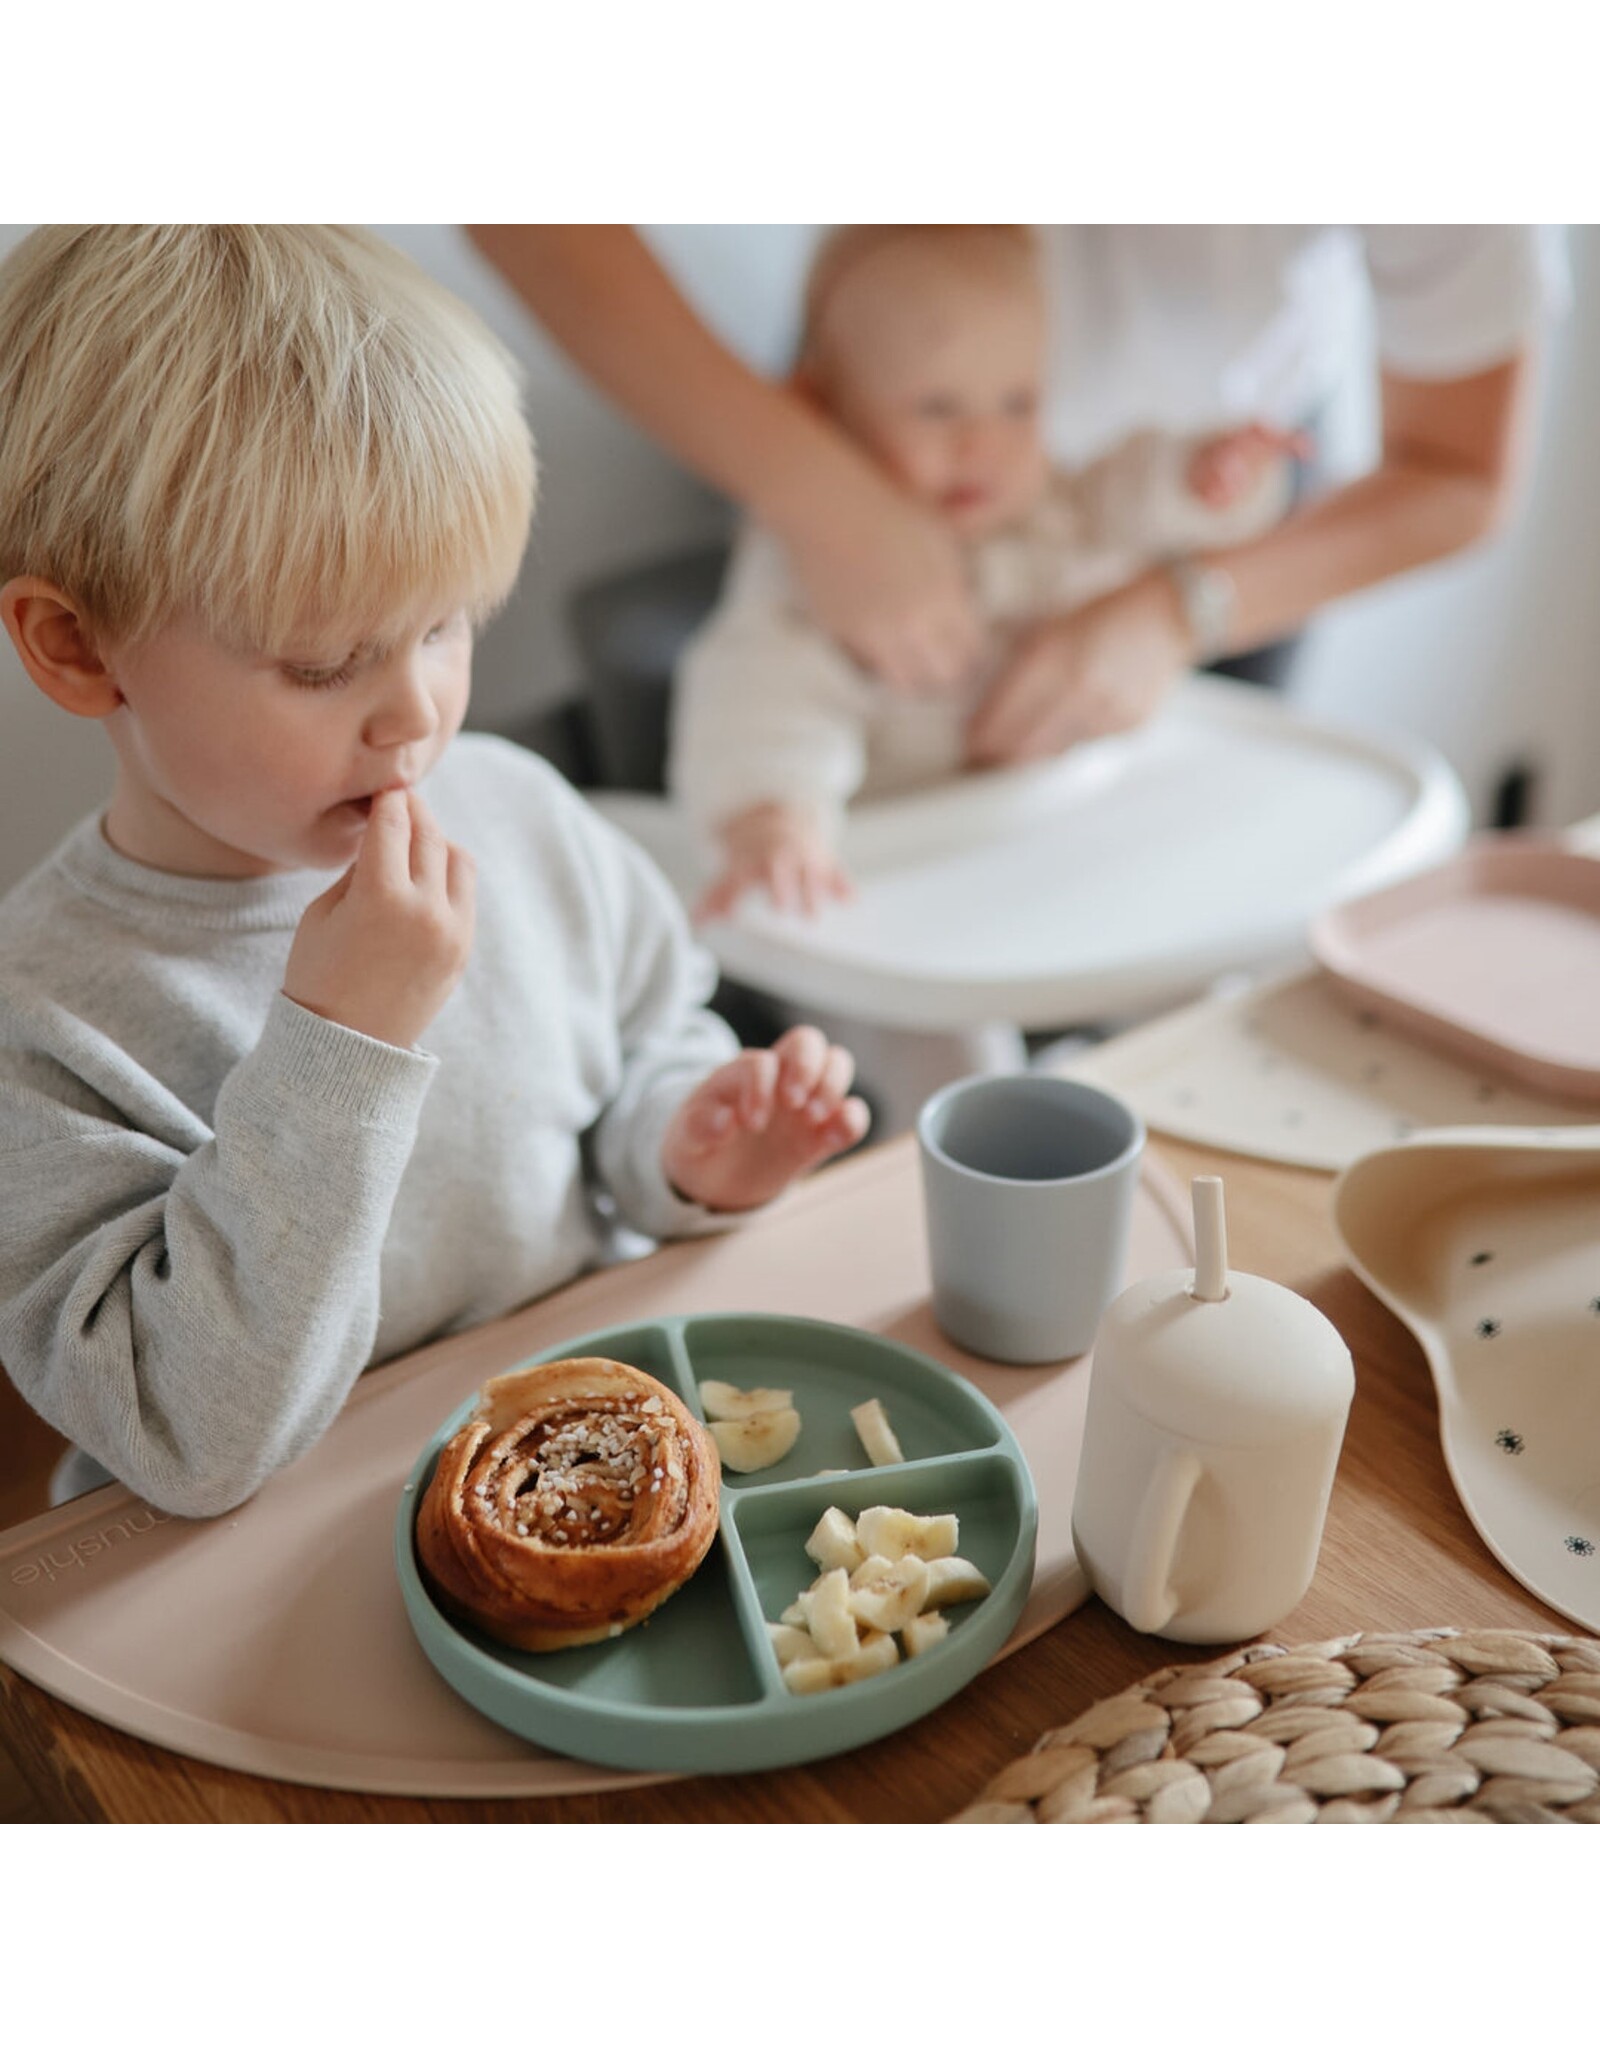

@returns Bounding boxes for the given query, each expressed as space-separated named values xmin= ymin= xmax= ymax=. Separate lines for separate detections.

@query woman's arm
xmin=466 ymin=225 xmax=978 ymax=691
xmin=1197 ymin=353 xmax=1534 ymax=652
xmin=965 ymin=350 xmax=1539 ymax=764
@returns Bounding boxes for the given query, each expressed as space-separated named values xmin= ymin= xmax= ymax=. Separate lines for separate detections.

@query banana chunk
xmin=902 ymin=1611 xmax=950 ymax=1658
xmin=850 ymin=1397 xmax=905 ymax=1467
xmin=766 ymin=1621 xmax=821 ymax=1669
xmin=698 ymin=1380 xmax=795 ymax=1422
xmin=800 ymin=1567 xmax=859 ymax=1659
xmin=848 ymin=1554 xmax=931 ymax=1634
xmin=710 ymin=1406 xmax=802 ymax=1473
xmin=923 ymin=1556 xmax=992 ymax=1608
xmin=804 ymin=1506 xmax=866 ymax=1575
xmin=783 ymin=1629 xmax=900 ymax=1695
xmin=855 ymin=1504 xmax=959 ymax=1563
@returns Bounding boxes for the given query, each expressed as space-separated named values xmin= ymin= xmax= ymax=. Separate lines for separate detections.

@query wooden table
xmin=0 ymin=1132 xmax=1574 ymax=1824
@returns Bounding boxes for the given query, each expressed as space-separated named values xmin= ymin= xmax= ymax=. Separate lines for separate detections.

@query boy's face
xmin=812 ymin=242 xmax=1049 ymax=542
xmin=97 ymin=608 xmax=473 ymax=877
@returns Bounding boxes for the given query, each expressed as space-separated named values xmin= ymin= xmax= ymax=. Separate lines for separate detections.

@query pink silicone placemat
xmin=0 ymin=1139 xmax=1192 ymax=1799
xmin=1071 ymin=965 xmax=1598 ymax=1172
xmin=1310 ymin=835 xmax=1600 ymax=1103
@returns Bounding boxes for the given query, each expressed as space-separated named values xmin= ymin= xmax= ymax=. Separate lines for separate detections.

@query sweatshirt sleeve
xmin=0 ymin=992 xmax=435 ymax=1517
xmin=667 ymin=526 xmax=870 ymax=850
xmin=562 ymin=797 xmax=744 ymax=1243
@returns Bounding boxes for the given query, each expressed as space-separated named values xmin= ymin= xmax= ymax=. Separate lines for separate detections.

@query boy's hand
xmin=662 ymin=1025 xmax=870 ymax=1212
xmin=1186 ymin=423 xmax=1312 ymax=509
xmin=695 ymin=802 xmax=854 ymax=923
xmin=283 ymin=790 xmax=476 ymax=1048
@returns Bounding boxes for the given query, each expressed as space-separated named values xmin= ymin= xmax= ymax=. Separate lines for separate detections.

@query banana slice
xmin=922 ymin=1555 xmax=992 ymax=1608
xmin=855 ymin=1504 xmax=958 ymax=1563
xmin=902 ymin=1611 xmax=950 ymax=1658
xmin=800 ymin=1566 xmax=859 ymax=1659
xmin=710 ymin=1406 xmax=802 ymax=1473
xmin=782 ymin=1629 xmax=900 ymax=1695
xmin=698 ymin=1380 xmax=795 ymax=1422
xmin=850 ymin=1397 xmax=905 ymax=1467
xmin=847 ymin=1554 xmax=930 ymax=1634
xmin=804 ymin=1506 xmax=865 ymax=1574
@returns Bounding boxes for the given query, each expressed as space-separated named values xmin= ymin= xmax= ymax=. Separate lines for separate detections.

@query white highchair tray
xmin=591 ymin=675 xmax=1468 ymax=1030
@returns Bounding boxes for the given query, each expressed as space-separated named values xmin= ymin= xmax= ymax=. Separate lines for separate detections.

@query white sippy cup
xmin=1071 ymin=1176 xmax=1354 ymax=1643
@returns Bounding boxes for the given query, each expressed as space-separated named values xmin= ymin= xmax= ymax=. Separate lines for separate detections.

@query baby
xmin=669 ymin=223 xmax=1301 ymax=917
xmin=0 ymin=225 xmax=868 ymax=1517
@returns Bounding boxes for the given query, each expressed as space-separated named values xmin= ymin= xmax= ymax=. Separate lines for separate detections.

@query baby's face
xmin=97 ymin=605 xmax=473 ymax=876
xmin=813 ymin=241 xmax=1049 ymax=541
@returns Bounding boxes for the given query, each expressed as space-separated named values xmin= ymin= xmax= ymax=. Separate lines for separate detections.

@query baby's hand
xmin=662 ymin=1025 xmax=871 ymax=1212
xmin=283 ymin=789 xmax=476 ymax=1048
xmin=695 ymin=803 xmax=854 ymax=923
xmin=1186 ymin=423 xmax=1312 ymax=509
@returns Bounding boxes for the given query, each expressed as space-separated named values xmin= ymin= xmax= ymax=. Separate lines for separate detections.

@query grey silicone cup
xmin=917 ymin=1073 xmax=1146 ymax=1364
xmin=396 ymin=1313 xmax=1037 ymax=1775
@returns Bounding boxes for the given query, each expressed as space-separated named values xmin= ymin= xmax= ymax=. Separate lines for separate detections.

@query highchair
xmin=586 ymin=671 xmax=1470 ymax=1135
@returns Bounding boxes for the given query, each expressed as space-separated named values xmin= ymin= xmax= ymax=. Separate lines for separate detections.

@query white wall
xmin=2 ymin=223 xmax=1596 ymax=894
xmin=1289 ymin=224 xmax=1600 ymax=831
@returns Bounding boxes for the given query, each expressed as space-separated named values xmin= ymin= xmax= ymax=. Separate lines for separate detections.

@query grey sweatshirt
xmin=0 ymin=734 xmax=736 ymax=1516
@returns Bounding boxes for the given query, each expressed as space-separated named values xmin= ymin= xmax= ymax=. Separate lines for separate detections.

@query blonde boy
xmin=669 ymin=224 xmax=1301 ymax=917
xmin=0 ymin=225 xmax=867 ymax=1516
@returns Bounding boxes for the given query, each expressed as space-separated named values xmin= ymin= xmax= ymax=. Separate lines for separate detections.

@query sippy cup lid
xmin=1093 ymin=1176 xmax=1355 ymax=1445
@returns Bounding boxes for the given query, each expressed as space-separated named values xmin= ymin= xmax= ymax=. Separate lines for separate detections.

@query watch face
xmin=1173 ymin=560 xmax=1235 ymax=661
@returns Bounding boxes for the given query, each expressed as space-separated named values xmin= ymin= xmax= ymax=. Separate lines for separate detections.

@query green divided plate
xmin=394 ymin=1313 xmax=1038 ymax=1775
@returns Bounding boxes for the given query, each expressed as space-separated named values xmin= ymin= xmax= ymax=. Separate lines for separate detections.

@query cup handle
xmin=1120 ymin=1448 xmax=1202 ymax=1635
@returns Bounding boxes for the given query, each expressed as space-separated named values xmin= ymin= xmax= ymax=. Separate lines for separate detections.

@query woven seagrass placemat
xmin=948 ymin=1629 xmax=1600 ymax=1823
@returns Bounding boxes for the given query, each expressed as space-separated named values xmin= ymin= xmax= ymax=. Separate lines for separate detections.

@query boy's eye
xmin=284 ymin=657 xmax=358 ymax=691
xmin=914 ymin=393 xmax=961 ymax=421
xmin=1003 ymin=388 xmax=1039 ymax=419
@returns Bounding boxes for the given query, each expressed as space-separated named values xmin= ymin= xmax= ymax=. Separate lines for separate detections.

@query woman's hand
xmin=662 ymin=1026 xmax=870 ymax=1213
xmin=964 ymin=570 xmax=1192 ymax=767
xmin=778 ymin=460 xmax=982 ymax=696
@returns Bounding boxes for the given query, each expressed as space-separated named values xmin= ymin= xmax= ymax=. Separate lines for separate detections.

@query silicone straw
xmin=1191 ymin=1176 xmax=1229 ymax=1302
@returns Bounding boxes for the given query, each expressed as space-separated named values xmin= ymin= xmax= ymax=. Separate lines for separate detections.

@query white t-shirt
xmin=1041 ymin=226 xmax=1569 ymax=465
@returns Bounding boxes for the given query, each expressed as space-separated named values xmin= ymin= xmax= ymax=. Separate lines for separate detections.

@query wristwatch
xmin=1164 ymin=555 xmax=1237 ymax=665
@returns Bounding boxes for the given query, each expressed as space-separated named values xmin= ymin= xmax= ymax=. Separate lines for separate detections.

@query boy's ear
xmin=0 ymin=577 xmax=124 ymax=719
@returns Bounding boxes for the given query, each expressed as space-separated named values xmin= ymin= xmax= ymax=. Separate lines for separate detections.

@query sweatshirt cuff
xmin=241 ymin=992 xmax=439 ymax=1128
xmin=601 ymin=1082 xmax=738 ymax=1244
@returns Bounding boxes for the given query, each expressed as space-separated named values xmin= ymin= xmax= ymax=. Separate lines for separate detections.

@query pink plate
xmin=1309 ymin=836 xmax=1600 ymax=1105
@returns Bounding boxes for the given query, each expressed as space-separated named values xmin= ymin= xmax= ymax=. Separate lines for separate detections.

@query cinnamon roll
xmin=415 ymin=1356 xmax=721 ymax=1652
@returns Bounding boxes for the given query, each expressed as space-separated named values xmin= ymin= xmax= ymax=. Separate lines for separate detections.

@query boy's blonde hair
xmin=0 ymin=225 xmax=536 ymax=652
xmin=799 ymin=223 xmax=1039 ymax=377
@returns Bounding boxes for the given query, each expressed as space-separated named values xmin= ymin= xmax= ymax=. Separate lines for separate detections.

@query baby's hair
xmin=798 ymin=223 xmax=1040 ymax=374
xmin=0 ymin=225 xmax=536 ymax=653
